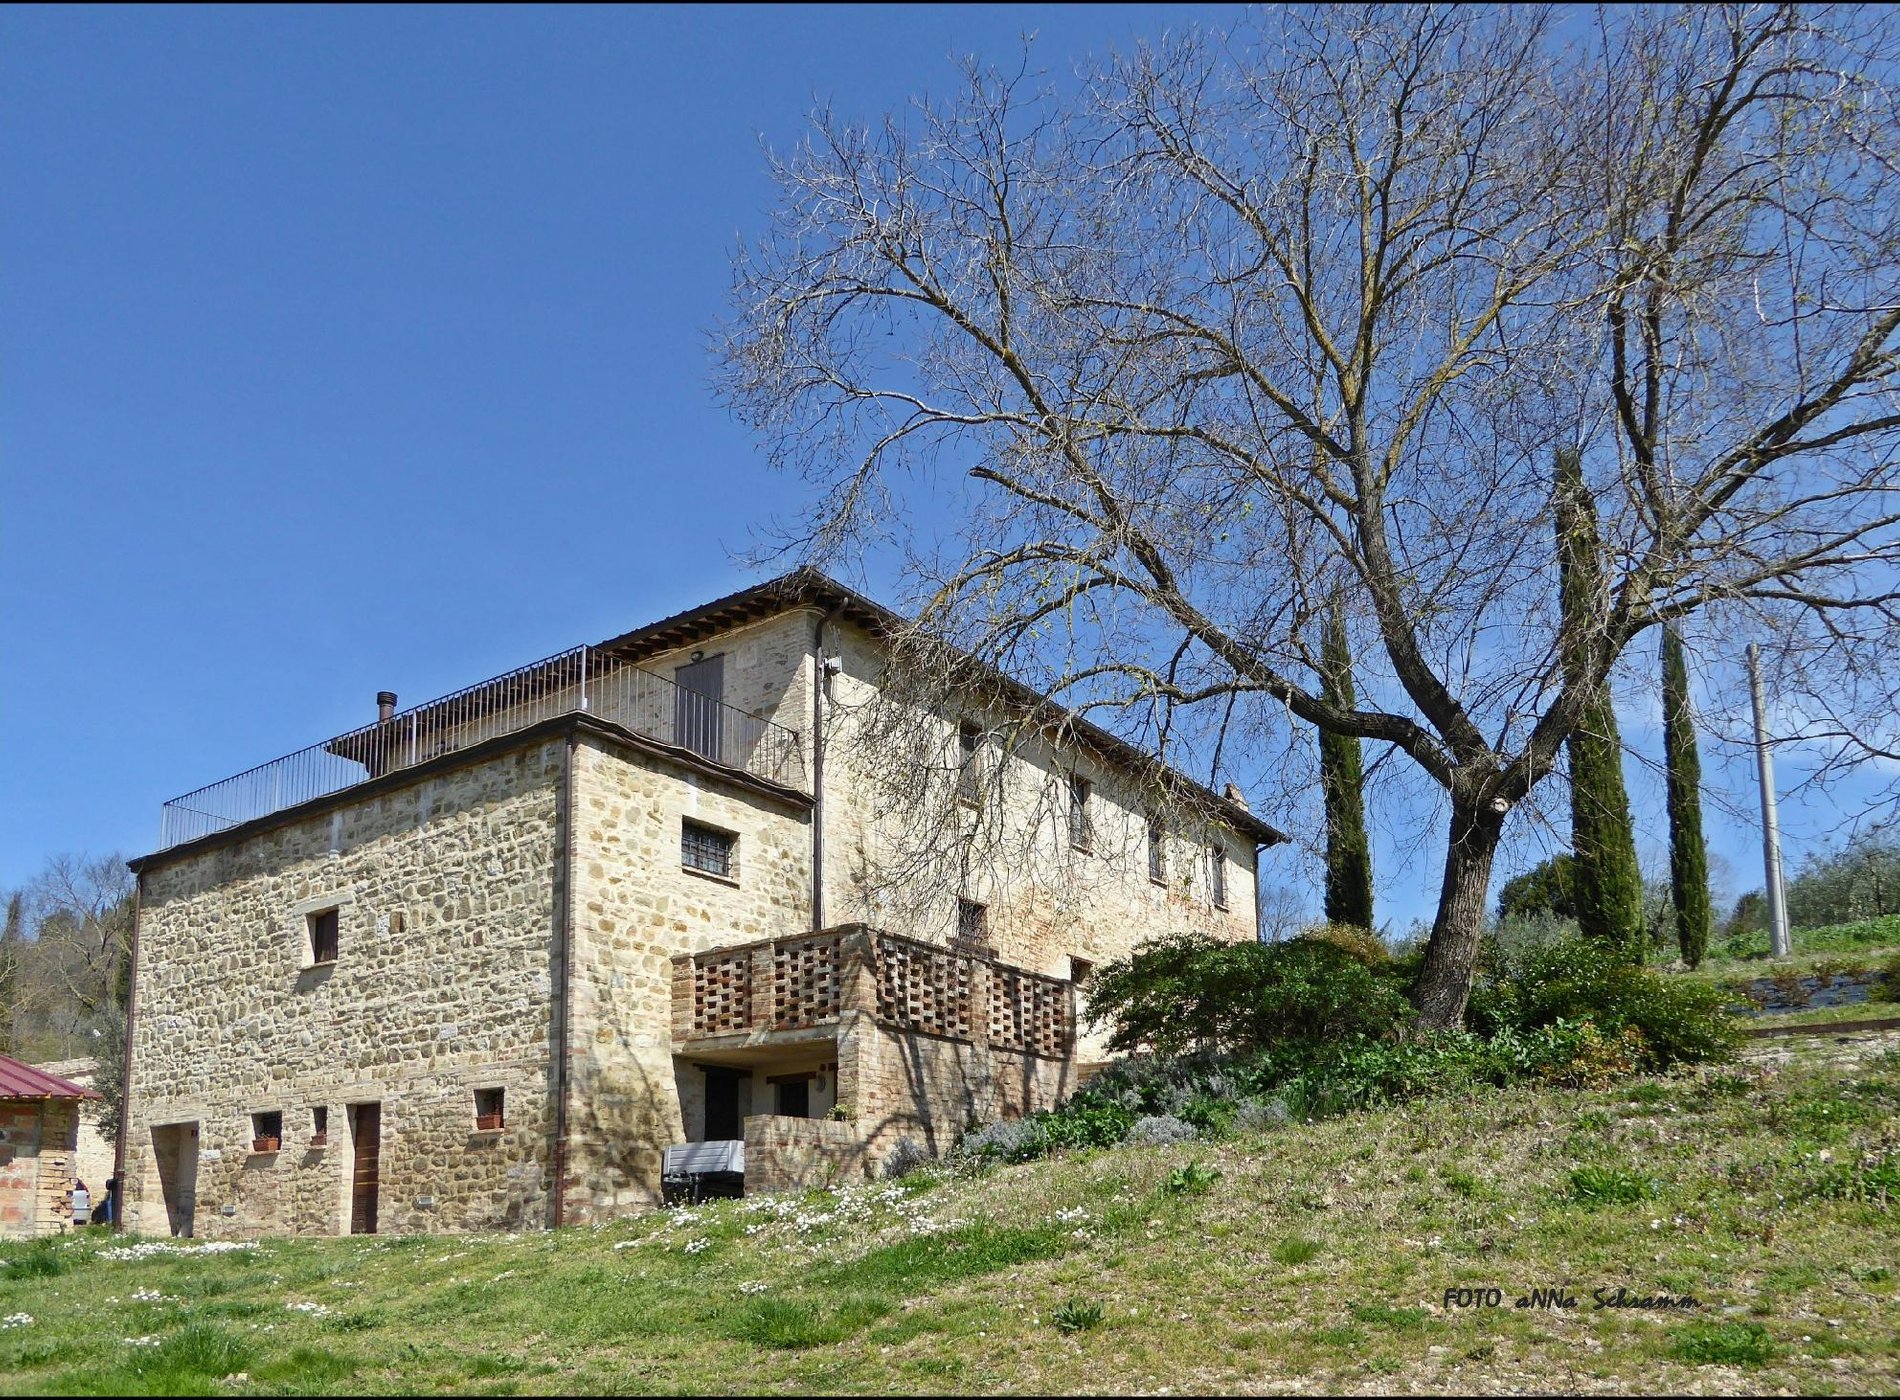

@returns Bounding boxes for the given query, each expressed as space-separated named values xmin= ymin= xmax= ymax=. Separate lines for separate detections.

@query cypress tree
xmin=1319 ymin=590 xmax=1375 ymax=930
xmin=1555 ymin=448 xmax=1645 ymax=957
xmin=1662 ymin=624 xmax=1713 ymax=967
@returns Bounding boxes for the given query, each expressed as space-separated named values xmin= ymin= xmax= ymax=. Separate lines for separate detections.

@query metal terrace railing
xmin=155 ymin=646 xmax=806 ymax=851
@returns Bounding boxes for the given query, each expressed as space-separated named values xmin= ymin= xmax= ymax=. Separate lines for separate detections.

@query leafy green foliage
xmin=1670 ymin=1321 xmax=1775 ymax=1366
xmin=1497 ymin=855 xmax=1576 ymax=922
xmin=1163 ymin=1161 xmax=1221 ymax=1196
xmin=1051 ymin=1299 xmax=1105 ymax=1333
xmin=1566 ymin=1166 xmax=1659 ymax=1206
xmin=1556 ymin=448 xmax=1645 ymax=956
xmin=728 ymin=1295 xmax=892 ymax=1349
xmin=1467 ymin=936 xmax=1739 ymax=1069
xmin=1661 ymin=625 xmax=1713 ymax=968
xmin=1271 ymin=1237 xmax=1323 ymax=1265
xmin=1084 ymin=932 xmax=1412 ymax=1057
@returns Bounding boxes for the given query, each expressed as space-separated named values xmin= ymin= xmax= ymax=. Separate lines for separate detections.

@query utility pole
xmin=1747 ymin=644 xmax=1793 ymax=958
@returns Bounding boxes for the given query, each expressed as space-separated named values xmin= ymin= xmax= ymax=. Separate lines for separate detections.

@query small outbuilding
xmin=0 ymin=1054 xmax=101 ymax=1238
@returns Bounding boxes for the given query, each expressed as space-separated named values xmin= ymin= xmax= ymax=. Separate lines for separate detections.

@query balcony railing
xmin=672 ymin=926 xmax=1075 ymax=1061
xmin=156 ymin=646 xmax=806 ymax=850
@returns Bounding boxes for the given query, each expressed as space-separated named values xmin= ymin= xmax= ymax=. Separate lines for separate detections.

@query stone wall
xmin=840 ymin=1018 xmax=1075 ymax=1168
xmin=817 ymin=620 xmax=1261 ymax=1062
xmin=0 ymin=1100 xmax=79 ymax=1238
xmin=559 ymin=732 xmax=813 ymax=1223
xmin=34 ymin=1060 xmax=114 ymax=1196
xmin=124 ymin=737 xmax=567 ymax=1238
xmin=742 ymin=1115 xmax=868 ymax=1193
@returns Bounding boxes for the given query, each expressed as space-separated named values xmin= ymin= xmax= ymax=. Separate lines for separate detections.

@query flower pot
xmin=474 ymin=1114 xmax=504 ymax=1132
xmin=308 ymin=1133 xmax=327 ymax=1148
xmin=252 ymin=1136 xmax=280 ymax=1153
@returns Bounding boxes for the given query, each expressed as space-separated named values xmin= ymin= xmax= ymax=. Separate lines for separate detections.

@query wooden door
xmin=674 ymin=655 xmax=725 ymax=763
xmin=348 ymin=1103 xmax=380 ymax=1235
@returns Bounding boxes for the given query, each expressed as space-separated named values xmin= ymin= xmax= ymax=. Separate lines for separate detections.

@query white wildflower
xmin=2 ymin=1314 xmax=32 ymax=1329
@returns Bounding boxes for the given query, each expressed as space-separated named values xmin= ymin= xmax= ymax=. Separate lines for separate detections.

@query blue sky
xmin=0 ymin=4 xmax=1870 ymax=930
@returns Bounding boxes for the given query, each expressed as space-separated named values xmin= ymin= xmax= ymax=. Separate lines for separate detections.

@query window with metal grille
xmin=308 ymin=908 xmax=339 ymax=964
xmin=1147 ymin=819 xmax=1166 ymax=883
xmin=1068 ymin=773 xmax=1093 ymax=850
xmin=1210 ymin=845 xmax=1229 ymax=909
xmin=682 ymin=820 xmax=735 ymax=877
xmin=957 ymin=720 xmax=983 ymax=804
xmin=956 ymin=897 xmax=988 ymax=946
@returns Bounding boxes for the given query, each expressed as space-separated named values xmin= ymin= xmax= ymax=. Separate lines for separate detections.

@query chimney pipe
xmin=377 ymin=691 xmax=398 ymax=723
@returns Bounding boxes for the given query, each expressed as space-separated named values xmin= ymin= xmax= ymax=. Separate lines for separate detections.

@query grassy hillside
xmin=3 ymin=1030 xmax=1897 ymax=1396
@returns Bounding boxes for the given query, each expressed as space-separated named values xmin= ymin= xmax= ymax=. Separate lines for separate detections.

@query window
xmin=955 ymin=897 xmax=989 ymax=948
xmin=773 ymin=1077 xmax=811 ymax=1118
xmin=1068 ymin=774 xmax=1093 ymax=850
xmin=957 ymin=720 xmax=984 ymax=804
xmin=308 ymin=908 xmax=339 ymax=964
xmin=682 ymin=820 xmax=735 ymax=878
xmin=1147 ymin=819 xmax=1166 ymax=883
xmin=474 ymin=1088 xmax=505 ymax=1131
xmin=251 ymin=1110 xmax=283 ymax=1152
xmin=1210 ymin=845 xmax=1229 ymax=909
xmin=311 ymin=1106 xmax=328 ymax=1144
xmin=1070 ymin=956 xmax=1095 ymax=985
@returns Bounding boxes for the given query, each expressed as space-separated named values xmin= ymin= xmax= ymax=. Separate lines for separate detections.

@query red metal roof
xmin=0 ymin=1055 xmax=100 ymax=1101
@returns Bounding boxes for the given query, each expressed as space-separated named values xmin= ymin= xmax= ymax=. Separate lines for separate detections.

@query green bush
xmin=1084 ymin=932 xmax=1412 ymax=1056
xmin=1467 ymin=936 xmax=1739 ymax=1068
xmin=1051 ymin=1299 xmax=1105 ymax=1333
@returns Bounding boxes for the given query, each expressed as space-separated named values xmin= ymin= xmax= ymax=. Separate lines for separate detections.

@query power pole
xmin=1747 ymin=644 xmax=1793 ymax=958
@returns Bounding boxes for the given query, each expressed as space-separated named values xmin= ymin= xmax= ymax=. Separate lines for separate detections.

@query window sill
xmin=682 ymin=865 xmax=741 ymax=889
xmin=1070 ymin=842 xmax=1094 ymax=855
xmin=1149 ymin=874 xmax=1169 ymax=887
xmin=469 ymin=1128 xmax=505 ymax=1138
xmin=304 ymin=959 xmax=338 ymax=971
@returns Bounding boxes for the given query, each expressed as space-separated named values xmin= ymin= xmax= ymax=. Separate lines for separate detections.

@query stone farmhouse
xmin=119 ymin=571 xmax=1281 ymax=1237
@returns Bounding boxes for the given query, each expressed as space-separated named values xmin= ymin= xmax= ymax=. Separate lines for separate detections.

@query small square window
xmin=1068 ymin=774 xmax=1093 ymax=850
xmin=251 ymin=1110 xmax=283 ymax=1153
xmin=1070 ymin=956 xmax=1095 ymax=985
xmin=474 ymin=1087 xmax=505 ymax=1132
xmin=682 ymin=820 xmax=735 ymax=878
xmin=955 ymin=897 xmax=988 ymax=949
xmin=308 ymin=908 xmax=339 ymax=964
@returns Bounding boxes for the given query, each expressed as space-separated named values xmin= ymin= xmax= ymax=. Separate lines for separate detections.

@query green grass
xmin=1699 ymin=913 xmax=1900 ymax=970
xmin=2 ymin=1033 xmax=1897 ymax=1394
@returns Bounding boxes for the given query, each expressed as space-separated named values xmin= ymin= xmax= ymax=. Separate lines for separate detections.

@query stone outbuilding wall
xmin=0 ymin=1099 xmax=81 ymax=1238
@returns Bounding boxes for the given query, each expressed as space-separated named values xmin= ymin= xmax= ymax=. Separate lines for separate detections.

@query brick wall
xmin=0 ymin=1100 xmax=79 ymax=1238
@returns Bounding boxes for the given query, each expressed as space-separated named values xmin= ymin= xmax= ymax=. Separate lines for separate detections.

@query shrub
xmin=1297 ymin=922 xmax=1391 ymax=967
xmin=1467 ymin=936 xmax=1739 ymax=1068
xmin=1163 ymin=1161 xmax=1221 ymax=1195
xmin=1125 ymin=1115 xmax=1199 ymax=1148
xmin=1232 ymin=1098 xmax=1291 ymax=1135
xmin=880 ymin=1138 xmax=933 ymax=1180
xmin=1085 ymin=931 xmax=1413 ymax=1056
xmin=1051 ymin=1299 xmax=1105 ymax=1333
xmin=956 ymin=1118 xmax=1047 ymax=1165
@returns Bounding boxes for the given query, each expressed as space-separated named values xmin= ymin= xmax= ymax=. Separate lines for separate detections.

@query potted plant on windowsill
xmin=308 ymin=1132 xmax=327 ymax=1148
xmin=252 ymin=1136 xmax=281 ymax=1154
xmin=474 ymin=1114 xmax=504 ymax=1132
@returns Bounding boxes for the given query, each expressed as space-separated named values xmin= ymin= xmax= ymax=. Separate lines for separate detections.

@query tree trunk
xmin=1411 ymin=795 xmax=1505 ymax=1030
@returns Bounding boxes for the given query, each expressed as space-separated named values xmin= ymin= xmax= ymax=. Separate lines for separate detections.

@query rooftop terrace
xmin=154 ymin=646 xmax=805 ymax=852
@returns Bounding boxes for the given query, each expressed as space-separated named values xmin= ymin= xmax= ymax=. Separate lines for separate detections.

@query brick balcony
xmin=670 ymin=924 xmax=1076 ymax=1061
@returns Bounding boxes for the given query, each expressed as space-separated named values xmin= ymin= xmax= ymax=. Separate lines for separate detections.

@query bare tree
xmin=720 ymin=4 xmax=1900 ymax=1027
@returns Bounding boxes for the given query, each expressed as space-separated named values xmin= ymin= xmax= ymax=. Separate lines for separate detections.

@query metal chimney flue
xmin=377 ymin=691 xmax=398 ymax=723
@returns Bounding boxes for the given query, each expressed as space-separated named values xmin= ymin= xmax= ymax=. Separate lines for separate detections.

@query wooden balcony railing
xmin=671 ymin=925 xmax=1074 ymax=1060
